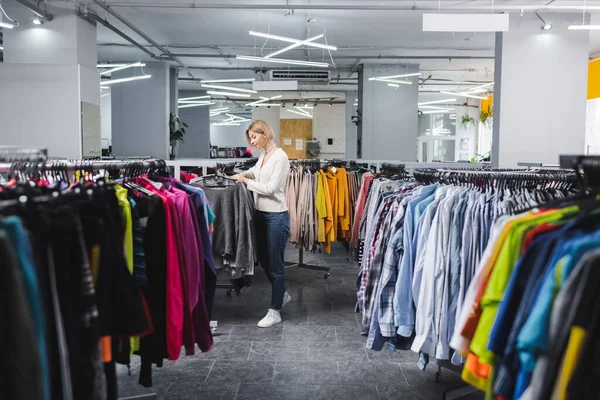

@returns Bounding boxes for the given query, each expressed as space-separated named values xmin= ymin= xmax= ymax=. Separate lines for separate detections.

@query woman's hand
xmin=230 ymin=174 xmax=249 ymax=184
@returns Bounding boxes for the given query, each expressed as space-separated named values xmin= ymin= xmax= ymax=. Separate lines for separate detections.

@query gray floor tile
xmin=164 ymin=382 xmax=239 ymax=400
xmin=228 ymin=325 xmax=284 ymax=341
xmin=309 ymin=312 xmax=359 ymax=326
xmin=118 ymin=381 xmax=172 ymax=400
xmin=206 ymin=361 xmax=275 ymax=383
xmin=248 ymin=341 xmax=310 ymax=361
xmin=308 ymin=342 xmax=368 ymax=362
xmin=338 ymin=361 xmax=404 ymax=385
xmin=377 ymin=384 xmax=424 ymax=400
xmin=335 ymin=325 xmax=367 ymax=344
xmin=273 ymin=361 xmax=340 ymax=385
xmin=306 ymin=384 xmax=380 ymax=400
xmin=193 ymin=341 xmax=252 ymax=361
xmin=366 ymin=346 xmax=420 ymax=363
xmin=235 ymin=383 xmax=307 ymax=400
xmin=283 ymin=325 xmax=337 ymax=343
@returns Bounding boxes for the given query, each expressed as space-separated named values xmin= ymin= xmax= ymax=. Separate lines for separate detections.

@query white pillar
xmin=0 ymin=8 xmax=99 ymax=159
xmin=492 ymin=15 xmax=589 ymax=167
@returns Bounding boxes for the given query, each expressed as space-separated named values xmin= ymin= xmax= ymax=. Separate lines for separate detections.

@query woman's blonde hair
xmin=246 ymin=120 xmax=275 ymax=144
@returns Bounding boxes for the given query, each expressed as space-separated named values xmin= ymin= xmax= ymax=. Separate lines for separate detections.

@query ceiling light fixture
xmin=287 ymin=109 xmax=313 ymax=118
xmin=0 ymin=21 xmax=16 ymax=29
xmin=206 ymin=90 xmax=252 ymax=98
xmin=568 ymin=24 xmax=600 ymax=30
xmin=179 ymin=95 xmax=211 ymax=102
xmin=236 ymin=55 xmax=329 ymax=68
xmin=369 ymin=72 xmax=421 ymax=81
xmin=463 ymin=82 xmax=494 ymax=92
xmin=101 ymin=75 xmax=152 ymax=85
xmin=32 ymin=17 xmax=42 ymax=25
xmin=201 ymin=78 xmax=255 ymax=83
xmin=248 ymin=30 xmax=337 ymax=51
xmin=253 ymin=103 xmax=282 ymax=107
xmin=440 ymin=91 xmax=487 ymax=100
xmin=97 ymin=63 xmax=127 ymax=68
xmin=101 ymin=86 xmax=109 ymax=90
xmin=418 ymin=98 xmax=457 ymax=106
xmin=213 ymin=122 xmax=241 ymax=126
xmin=535 ymin=11 xmax=552 ymax=30
xmin=0 ymin=46 xmax=4 ymax=51
xmin=178 ymin=102 xmax=217 ymax=109
xmin=419 ymin=105 xmax=454 ymax=110
xmin=265 ymin=34 xmax=324 ymax=59
xmin=178 ymin=100 xmax=214 ymax=104
xmin=246 ymin=95 xmax=283 ymax=106
xmin=388 ymin=83 xmax=400 ymax=88
xmin=201 ymin=83 xmax=257 ymax=93
xmin=100 ymin=62 xmax=146 ymax=76
xmin=420 ymin=109 xmax=452 ymax=114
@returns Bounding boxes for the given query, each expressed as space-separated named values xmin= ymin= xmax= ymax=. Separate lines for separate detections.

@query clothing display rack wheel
xmin=285 ymin=247 xmax=331 ymax=279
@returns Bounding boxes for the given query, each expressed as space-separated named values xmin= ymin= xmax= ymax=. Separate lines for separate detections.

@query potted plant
xmin=479 ymin=106 xmax=493 ymax=127
xmin=459 ymin=114 xmax=476 ymax=129
xmin=169 ymin=113 xmax=187 ymax=160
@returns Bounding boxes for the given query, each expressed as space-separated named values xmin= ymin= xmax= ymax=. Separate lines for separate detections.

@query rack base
xmin=436 ymin=364 xmax=479 ymax=400
xmin=285 ymin=248 xmax=331 ymax=279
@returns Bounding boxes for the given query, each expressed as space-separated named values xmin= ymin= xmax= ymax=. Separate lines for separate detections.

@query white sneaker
xmin=282 ymin=292 xmax=292 ymax=308
xmin=257 ymin=309 xmax=282 ymax=328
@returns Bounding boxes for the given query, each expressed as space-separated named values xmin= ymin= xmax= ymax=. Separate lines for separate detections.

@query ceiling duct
xmin=270 ymin=70 xmax=330 ymax=82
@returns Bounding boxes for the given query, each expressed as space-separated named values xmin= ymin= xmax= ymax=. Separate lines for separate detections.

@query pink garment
xmin=136 ymin=178 xmax=184 ymax=360
xmin=351 ymin=173 xmax=374 ymax=247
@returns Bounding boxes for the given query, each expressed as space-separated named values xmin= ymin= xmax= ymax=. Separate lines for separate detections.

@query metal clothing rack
xmin=0 ymin=158 xmax=168 ymax=174
xmin=285 ymin=247 xmax=331 ymax=279
xmin=435 ymin=361 xmax=479 ymax=400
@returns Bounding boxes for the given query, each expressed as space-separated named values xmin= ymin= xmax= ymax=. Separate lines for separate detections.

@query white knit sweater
xmin=243 ymin=148 xmax=290 ymax=212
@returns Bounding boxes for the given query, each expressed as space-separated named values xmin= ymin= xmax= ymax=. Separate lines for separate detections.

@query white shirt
xmin=244 ymin=148 xmax=290 ymax=212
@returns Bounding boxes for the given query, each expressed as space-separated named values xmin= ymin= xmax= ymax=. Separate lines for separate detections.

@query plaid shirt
xmin=361 ymin=196 xmax=400 ymax=333
xmin=378 ymin=227 xmax=404 ymax=337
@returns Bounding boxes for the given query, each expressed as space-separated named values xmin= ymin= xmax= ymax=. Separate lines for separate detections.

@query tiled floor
xmin=117 ymin=244 xmax=483 ymax=400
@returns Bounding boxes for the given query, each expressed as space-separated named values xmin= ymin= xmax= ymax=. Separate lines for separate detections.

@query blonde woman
xmin=231 ymin=120 xmax=291 ymax=328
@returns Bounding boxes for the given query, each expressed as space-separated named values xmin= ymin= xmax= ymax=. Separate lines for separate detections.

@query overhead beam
xmin=169 ymin=53 xmax=494 ymax=60
xmin=99 ymin=2 xmax=600 ymax=12
xmin=91 ymin=0 xmax=189 ymax=71
xmin=13 ymin=0 xmax=53 ymax=21
xmin=76 ymin=11 xmax=160 ymax=60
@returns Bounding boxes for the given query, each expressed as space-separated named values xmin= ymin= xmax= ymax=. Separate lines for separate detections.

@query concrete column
xmin=169 ymin=67 xmax=179 ymax=115
xmin=492 ymin=15 xmax=589 ymax=167
xmin=177 ymin=90 xmax=210 ymax=159
xmin=361 ymin=63 xmax=419 ymax=161
xmin=251 ymin=107 xmax=280 ymax=157
xmin=346 ymin=92 xmax=358 ymax=159
xmin=111 ymin=62 xmax=170 ymax=159
xmin=0 ymin=8 xmax=99 ymax=159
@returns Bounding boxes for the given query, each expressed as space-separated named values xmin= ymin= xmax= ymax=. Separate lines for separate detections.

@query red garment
xmin=136 ymin=178 xmax=184 ymax=360
xmin=352 ymin=173 xmax=375 ymax=247
xmin=180 ymin=172 xmax=198 ymax=183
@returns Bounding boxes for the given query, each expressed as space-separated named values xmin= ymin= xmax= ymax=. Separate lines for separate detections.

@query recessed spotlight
xmin=32 ymin=17 xmax=42 ymax=25
xmin=542 ymin=24 xmax=553 ymax=30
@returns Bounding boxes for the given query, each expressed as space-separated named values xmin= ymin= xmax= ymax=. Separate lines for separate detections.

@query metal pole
xmin=12 ymin=0 xmax=53 ymax=21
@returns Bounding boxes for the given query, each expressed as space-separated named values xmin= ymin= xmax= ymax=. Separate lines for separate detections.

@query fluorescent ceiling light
xmin=369 ymin=73 xmax=421 ymax=81
xmin=249 ymin=30 xmax=337 ymax=51
xmin=253 ymin=103 xmax=281 ymax=107
xmin=211 ymin=107 xmax=229 ymax=112
xmin=420 ymin=105 xmax=453 ymax=110
xmin=100 ymin=62 xmax=146 ymax=76
xmin=0 ymin=46 xmax=4 ymax=51
xmin=236 ymin=55 xmax=329 ymax=68
xmin=542 ymin=24 xmax=553 ymax=30
xmin=178 ymin=102 xmax=216 ymax=109
xmin=101 ymin=75 xmax=152 ymax=85
xmin=388 ymin=83 xmax=400 ymax=88
xmin=568 ymin=25 xmax=600 ymax=30
xmin=0 ymin=21 xmax=16 ymax=29
xmin=246 ymin=95 xmax=282 ymax=106
xmin=213 ymin=122 xmax=241 ymax=126
xmin=440 ymin=91 xmax=487 ymax=100
xmin=420 ymin=109 xmax=452 ymax=114
xmin=206 ymin=90 xmax=252 ymax=98
xmin=287 ymin=109 xmax=313 ymax=118
xmin=266 ymin=34 xmax=324 ymax=59
xmin=297 ymin=105 xmax=313 ymax=109
xmin=98 ymin=63 xmax=127 ymax=68
xmin=201 ymin=83 xmax=257 ymax=93
xmin=464 ymin=82 xmax=494 ymax=92
xmin=179 ymin=95 xmax=211 ymax=102
xmin=202 ymin=78 xmax=255 ymax=83
xmin=101 ymin=86 xmax=109 ymax=90
xmin=418 ymin=98 xmax=457 ymax=106
xmin=178 ymin=100 xmax=213 ymax=104
xmin=32 ymin=18 xmax=42 ymax=25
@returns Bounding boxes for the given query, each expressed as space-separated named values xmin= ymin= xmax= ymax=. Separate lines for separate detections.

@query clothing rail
xmin=0 ymin=159 xmax=167 ymax=174
xmin=0 ymin=146 xmax=48 ymax=162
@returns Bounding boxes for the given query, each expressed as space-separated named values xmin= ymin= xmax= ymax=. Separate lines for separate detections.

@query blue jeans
xmin=255 ymin=210 xmax=290 ymax=310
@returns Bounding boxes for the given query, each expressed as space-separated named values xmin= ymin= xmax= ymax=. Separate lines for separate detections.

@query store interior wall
xmin=345 ymin=91 xmax=358 ymax=160
xmin=210 ymin=124 xmax=249 ymax=149
xmin=101 ymin=91 xmax=112 ymax=151
xmin=111 ymin=62 xmax=170 ymax=159
xmin=178 ymin=90 xmax=211 ymax=159
xmin=493 ymin=19 xmax=589 ymax=167
xmin=361 ymin=63 xmax=419 ymax=161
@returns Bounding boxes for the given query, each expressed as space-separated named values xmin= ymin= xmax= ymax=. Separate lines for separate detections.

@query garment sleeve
xmin=242 ymin=164 xmax=257 ymax=179
xmin=246 ymin=155 xmax=290 ymax=196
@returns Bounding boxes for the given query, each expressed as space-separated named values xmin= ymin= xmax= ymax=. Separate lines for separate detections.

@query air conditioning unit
xmin=270 ymin=70 xmax=330 ymax=82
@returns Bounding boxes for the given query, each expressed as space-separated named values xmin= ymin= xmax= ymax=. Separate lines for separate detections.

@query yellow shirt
xmin=552 ymin=326 xmax=587 ymax=400
xmin=316 ymin=173 xmax=327 ymax=244
xmin=325 ymin=170 xmax=338 ymax=242
xmin=320 ymin=171 xmax=334 ymax=253
xmin=114 ymin=184 xmax=133 ymax=274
